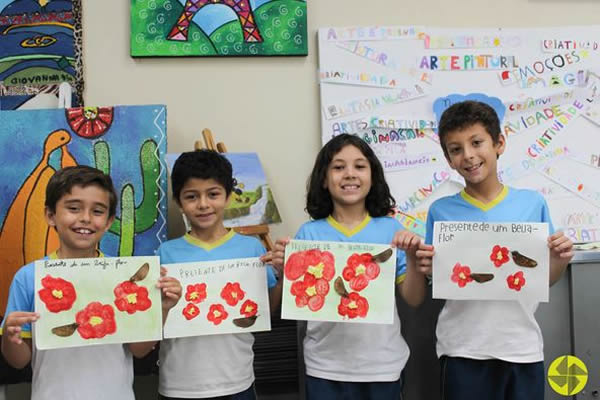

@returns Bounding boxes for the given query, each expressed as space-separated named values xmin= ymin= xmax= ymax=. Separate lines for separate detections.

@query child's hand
xmin=415 ymin=242 xmax=435 ymax=276
xmin=158 ymin=266 xmax=182 ymax=312
xmin=391 ymin=230 xmax=421 ymax=255
xmin=2 ymin=312 xmax=38 ymax=345
xmin=270 ymin=237 xmax=290 ymax=277
xmin=548 ymin=231 xmax=574 ymax=261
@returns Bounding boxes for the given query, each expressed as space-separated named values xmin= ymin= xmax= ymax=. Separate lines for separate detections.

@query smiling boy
xmin=416 ymin=101 xmax=574 ymax=400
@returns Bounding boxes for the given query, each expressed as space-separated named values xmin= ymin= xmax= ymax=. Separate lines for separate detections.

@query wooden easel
xmin=194 ymin=128 xmax=275 ymax=251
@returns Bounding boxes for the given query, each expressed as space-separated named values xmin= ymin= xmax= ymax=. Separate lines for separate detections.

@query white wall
xmin=84 ymin=0 xmax=600 ymax=240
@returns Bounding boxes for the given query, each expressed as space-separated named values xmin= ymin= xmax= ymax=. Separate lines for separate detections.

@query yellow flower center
xmin=514 ymin=277 xmax=520 ymax=285
xmin=306 ymin=286 xmax=317 ymax=296
xmin=52 ymin=289 xmax=63 ymax=299
xmin=126 ymin=293 xmax=137 ymax=304
xmin=348 ymin=301 xmax=358 ymax=309
xmin=459 ymin=272 xmax=466 ymax=280
xmin=496 ymin=251 xmax=503 ymax=260
xmin=245 ymin=305 xmax=254 ymax=313
xmin=232 ymin=292 xmax=237 ymax=299
xmin=189 ymin=292 xmax=198 ymax=300
xmin=89 ymin=316 xmax=103 ymax=326
xmin=307 ymin=262 xmax=325 ymax=279
xmin=187 ymin=307 xmax=196 ymax=315
xmin=356 ymin=264 xmax=366 ymax=275
xmin=213 ymin=310 xmax=221 ymax=318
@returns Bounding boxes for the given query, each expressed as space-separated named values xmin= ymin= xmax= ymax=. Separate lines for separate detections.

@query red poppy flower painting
xmin=289 ymin=272 xmax=329 ymax=312
xmin=75 ymin=302 xmax=117 ymax=339
xmin=182 ymin=303 xmax=200 ymax=320
xmin=507 ymin=271 xmax=526 ymax=291
xmin=185 ymin=283 xmax=207 ymax=304
xmin=284 ymin=249 xmax=335 ymax=281
xmin=66 ymin=107 xmax=114 ymax=139
xmin=342 ymin=253 xmax=381 ymax=291
xmin=114 ymin=281 xmax=152 ymax=314
xmin=207 ymin=304 xmax=229 ymax=325
xmin=240 ymin=299 xmax=258 ymax=318
xmin=451 ymin=263 xmax=473 ymax=288
xmin=338 ymin=292 xmax=369 ymax=319
xmin=220 ymin=282 xmax=245 ymax=306
xmin=490 ymin=245 xmax=510 ymax=267
xmin=38 ymin=275 xmax=77 ymax=313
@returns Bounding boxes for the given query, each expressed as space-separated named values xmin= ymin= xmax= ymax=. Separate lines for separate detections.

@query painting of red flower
xmin=38 ymin=275 xmax=77 ymax=313
xmin=338 ymin=292 xmax=369 ymax=319
xmin=66 ymin=106 xmax=114 ymax=139
xmin=207 ymin=304 xmax=228 ymax=325
xmin=490 ymin=245 xmax=510 ymax=267
xmin=185 ymin=283 xmax=207 ymax=304
xmin=290 ymin=272 xmax=329 ymax=312
xmin=284 ymin=249 xmax=335 ymax=281
xmin=75 ymin=302 xmax=117 ymax=339
xmin=507 ymin=271 xmax=526 ymax=291
xmin=221 ymin=282 xmax=245 ymax=306
xmin=342 ymin=253 xmax=381 ymax=291
xmin=114 ymin=281 xmax=152 ymax=314
xmin=182 ymin=303 xmax=200 ymax=320
xmin=451 ymin=263 xmax=473 ymax=288
xmin=240 ymin=299 xmax=258 ymax=318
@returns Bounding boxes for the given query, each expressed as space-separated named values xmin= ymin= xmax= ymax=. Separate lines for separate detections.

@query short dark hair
xmin=45 ymin=165 xmax=118 ymax=217
xmin=171 ymin=150 xmax=233 ymax=203
xmin=438 ymin=100 xmax=501 ymax=158
xmin=306 ymin=134 xmax=395 ymax=219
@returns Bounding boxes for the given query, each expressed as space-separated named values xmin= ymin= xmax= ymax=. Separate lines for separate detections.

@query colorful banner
xmin=324 ymin=26 xmax=423 ymax=41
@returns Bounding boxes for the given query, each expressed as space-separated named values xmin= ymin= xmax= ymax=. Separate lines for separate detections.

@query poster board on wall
xmin=318 ymin=25 xmax=600 ymax=243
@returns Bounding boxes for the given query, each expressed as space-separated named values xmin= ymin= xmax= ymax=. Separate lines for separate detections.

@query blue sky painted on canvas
xmin=178 ymin=0 xmax=272 ymax=36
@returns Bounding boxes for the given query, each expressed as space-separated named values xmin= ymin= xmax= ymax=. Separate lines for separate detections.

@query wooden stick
xmin=202 ymin=128 xmax=216 ymax=150
xmin=194 ymin=140 xmax=204 ymax=151
xmin=216 ymin=142 xmax=228 ymax=153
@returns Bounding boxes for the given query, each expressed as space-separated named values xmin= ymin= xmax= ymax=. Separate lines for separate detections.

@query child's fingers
xmin=160 ymin=266 xmax=167 ymax=277
xmin=7 ymin=312 xmax=39 ymax=326
xmin=260 ymin=251 xmax=273 ymax=263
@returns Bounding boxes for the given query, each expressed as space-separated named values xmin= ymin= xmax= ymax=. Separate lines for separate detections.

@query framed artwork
xmin=131 ymin=0 xmax=307 ymax=57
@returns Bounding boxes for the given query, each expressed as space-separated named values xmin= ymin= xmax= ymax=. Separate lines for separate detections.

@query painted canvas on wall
xmin=166 ymin=152 xmax=282 ymax=227
xmin=163 ymin=257 xmax=270 ymax=338
xmin=131 ymin=0 xmax=307 ymax=57
xmin=432 ymin=222 xmax=550 ymax=302
xmin=281 ymin=240 xmax=397 ymax=324
xmin=35 ymin=256 xmax=162 ymax=350
xmin=0 ymin=104 xmax=168 ymax=313
xmin=0 ymin=0 xmax=84 ymax=104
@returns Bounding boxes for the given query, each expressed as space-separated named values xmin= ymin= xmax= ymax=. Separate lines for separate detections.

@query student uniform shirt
xmin=296 ymin=215 xmax=409 ymax=382
xmin=157 ymin=230 xmax=277 ymax=398
xmin=426 ymin=186 xmax=554 ymax=363
xmin=1 ymin=253 xmax=134 ymax=400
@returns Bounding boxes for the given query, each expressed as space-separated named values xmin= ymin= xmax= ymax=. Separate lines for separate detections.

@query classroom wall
xmin=85 ymin=0 xmax=600 ymax=240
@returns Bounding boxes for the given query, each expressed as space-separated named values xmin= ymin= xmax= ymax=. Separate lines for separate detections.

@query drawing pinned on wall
xmin=0 ymin=0 xmax=84 ymax=104
xmin=163 ymin=257 xmax=270 ymax=338
xmin=281 ymin=240 xmax=397 ymax=324
xmin=541 ymin=39 xmax=600 ymax=53
xmin=131 ymin=0 xmax=307 ymax=57
xmin=503 ymin=90 xmax=579 ymax=116
xmin=166 ymin=152 xmax=281 ymax=228
xmin=34 ymin=256 xmax=162 ymax=350
xmin=324 ymin=26 xmax=423 ymax=42
xmin=433 ymin=93 xmax=506 ymax=127
xmin=423 ymin=33 xmax=522 ymax=49
xmin=418 ymin=54 xmax=519 ymax=71
xmin=323 ymin=86 xmax=427 ymax=120
xmin=0 ymin=105 xmax=168 ymax=313
xmin=432 ymin=222 xmax=550 ymax=301
xmin=319 ymin=70 xmax=399 ymax=89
